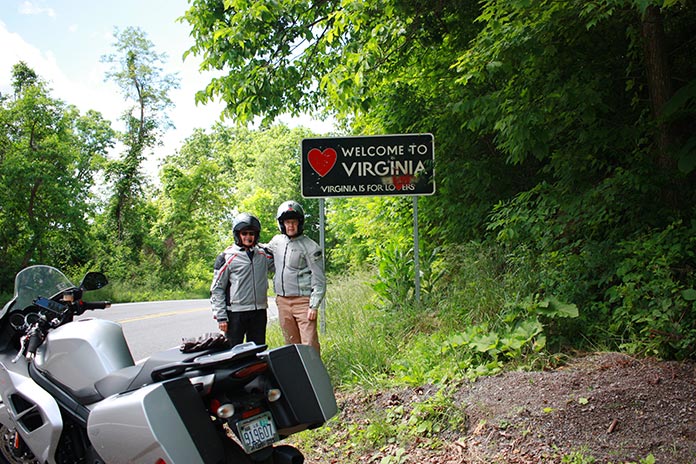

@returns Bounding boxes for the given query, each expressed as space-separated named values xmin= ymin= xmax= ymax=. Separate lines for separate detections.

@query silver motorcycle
xmin=0 ymin=265 xmax=337 ymax=463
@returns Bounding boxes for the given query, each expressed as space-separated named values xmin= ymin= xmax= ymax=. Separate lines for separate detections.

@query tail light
xmin=241 ymin=407 xmax=262 ymax=419
xmin=233 ymin=362 xmax=268 ymax=378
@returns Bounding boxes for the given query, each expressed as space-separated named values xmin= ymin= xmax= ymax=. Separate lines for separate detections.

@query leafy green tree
xmin=0 ymin=63 xmax=114 ymax=291
xmin=224 ymin=124 xmax=316 ymax=242
xmin=180 ymin=0 xmax=473 ymax=123
xmin=153 ymin=123 xmax=320 ymax=289
xmin=153 ymin=127 xmax=227 ymax=288
xmin=457 ymin=0 xmax=696 ymax=356
xmin=9 ymin=61 xmax=39 ymax=95
xmin=99 ymin=27 xmax=179 ymax=267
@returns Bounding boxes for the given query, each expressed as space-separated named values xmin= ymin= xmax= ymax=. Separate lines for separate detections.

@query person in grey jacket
xmin=265 ymin=200 xmax=326 ymax=355
xmin=210 ymin=213 xmax=274 ymax=346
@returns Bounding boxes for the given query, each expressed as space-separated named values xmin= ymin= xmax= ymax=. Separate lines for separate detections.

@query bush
xmin=605 ymin=221 xmax=696 ymax=359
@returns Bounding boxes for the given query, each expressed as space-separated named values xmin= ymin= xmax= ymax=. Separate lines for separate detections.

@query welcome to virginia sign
xmin=301 ymin=134 xmax=435 ymax=198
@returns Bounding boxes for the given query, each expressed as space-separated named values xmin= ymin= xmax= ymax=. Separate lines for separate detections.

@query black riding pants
xmin=226 ymin=309 xmax=267 ymax=346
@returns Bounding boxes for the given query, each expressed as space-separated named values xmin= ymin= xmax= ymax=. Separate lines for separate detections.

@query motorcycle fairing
xmin=0 ymin=358 xmax=63 ymax=464
xmin=87 ymin=376 xmax=225 ymax=464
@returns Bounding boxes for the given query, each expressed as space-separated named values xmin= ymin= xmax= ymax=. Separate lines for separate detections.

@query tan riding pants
xmin=275 ymin=295 xmax=320 ymax=355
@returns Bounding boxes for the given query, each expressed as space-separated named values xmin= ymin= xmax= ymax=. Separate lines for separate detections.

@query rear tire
xmin=271 ymin=445 xmax=304 ymax=464
xmin=221 ymin=440 xmax=304 ymax=464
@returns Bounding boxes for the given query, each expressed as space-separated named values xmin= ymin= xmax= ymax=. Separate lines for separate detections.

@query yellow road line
xmin=117 ymin=307 xmax=208 ymax=323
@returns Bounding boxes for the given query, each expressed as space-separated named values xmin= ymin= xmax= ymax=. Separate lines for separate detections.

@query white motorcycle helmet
xmin=276 ymin=200 xmax=305 ymax=236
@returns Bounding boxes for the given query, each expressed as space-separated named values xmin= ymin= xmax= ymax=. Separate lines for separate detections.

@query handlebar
xmin=26 ymin=328 xmax=44 ymax=356
xmin=80 ymin=300 xmax=111 ymax=311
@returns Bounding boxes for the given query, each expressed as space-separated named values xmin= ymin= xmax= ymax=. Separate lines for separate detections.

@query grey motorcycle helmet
xmin=232 ymin=212 xmax=261 ymax=246
xmin=276 ymin=200 xmax=305 ymax=236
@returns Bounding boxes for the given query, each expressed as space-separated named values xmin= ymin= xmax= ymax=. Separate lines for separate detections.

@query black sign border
xmin=301 ymin=133 xmax=435 ymax=198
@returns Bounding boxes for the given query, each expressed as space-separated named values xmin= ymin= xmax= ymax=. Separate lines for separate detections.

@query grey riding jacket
xmin=265 ymin=234 xmax=326 ymax=309
xmin=210 ymin=244 xmax=274 ymax=321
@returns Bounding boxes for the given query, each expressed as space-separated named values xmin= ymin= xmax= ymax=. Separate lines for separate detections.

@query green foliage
xmin=308 ymin=241 xmax=580 ymax=390
xmin=561 ymin=451 xmax=656 ymax=464
xmin=326 ymin=196 xmax=413 ymax=271
xmin=101 ymin=26 xmax=179 ymax=134
xmin=606 ymin=221 xmax=696 ymax=359
xmin=291 ymin=383 xmax=466 ymax=463
xmin=92 ymin=120 xmax=324 ymax=294
xmin=486 ymin=171 xmax=696 ymax=359
xmin=440 ymin=295 xmax=578 ymax=378
xmin=561 ymin=451 xmax=597 ymax=464
xmin=181 ymin=0 xmax=389 ymax=122
xmin=289 ymin=260 xmax=495 ymax=389
xmin=369 ymin=237 xmax=444 ymax=311
xmin=94 ymin=26 xmax=181 ymax=279
xmin=375 ymin=241 xmax=579 ymax=385
xmin=371 ymin=243 xmax=414 ymax=311
xmin=220 ymin=124 xmax=317 ymax=243
xmin=151 ymin=132 xmax=226 ymax=286
xmin=0 ymin=63 xmax=113 ymax=291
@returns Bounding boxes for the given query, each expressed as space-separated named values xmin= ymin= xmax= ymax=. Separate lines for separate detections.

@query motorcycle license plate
xmin=236 ymin=411 xmax=278 ymax=453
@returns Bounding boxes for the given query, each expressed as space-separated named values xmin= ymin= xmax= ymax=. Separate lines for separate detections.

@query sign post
xmin=301 ymin=134 xmax=435 ymax=319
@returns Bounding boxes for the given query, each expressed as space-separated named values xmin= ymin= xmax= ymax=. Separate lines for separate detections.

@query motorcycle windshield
xmin=12 ymin=265 xmax=74 ymax=312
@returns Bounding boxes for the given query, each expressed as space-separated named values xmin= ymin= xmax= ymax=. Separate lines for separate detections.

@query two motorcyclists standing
xmin=210 ymin=200 xmax=326 ymax=355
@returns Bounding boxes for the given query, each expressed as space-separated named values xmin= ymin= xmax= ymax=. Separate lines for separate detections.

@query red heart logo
xmin=307 ymin=148 xmax=337 ymax=177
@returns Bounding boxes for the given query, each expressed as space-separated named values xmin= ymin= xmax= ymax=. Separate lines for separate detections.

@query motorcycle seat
xmin=93 ymin=347 xmax=207 ymax=400
xmin=92 ymin=342 xmax=267 ymax=401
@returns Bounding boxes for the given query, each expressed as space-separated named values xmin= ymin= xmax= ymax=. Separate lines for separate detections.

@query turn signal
xmin=267 ymin=388 xmax=282 ymax=402
xmin=217 ymin=403 xmax=235 ymax=419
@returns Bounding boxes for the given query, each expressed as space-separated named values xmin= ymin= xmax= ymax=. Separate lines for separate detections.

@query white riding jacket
xmin=265 ymin=234 xmax=326 ymax=309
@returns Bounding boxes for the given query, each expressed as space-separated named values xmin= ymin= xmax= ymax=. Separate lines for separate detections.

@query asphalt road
xmin=81 ymin=298 xmax=278 ymax=362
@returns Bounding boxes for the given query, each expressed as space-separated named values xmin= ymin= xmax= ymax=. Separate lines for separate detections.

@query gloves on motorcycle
xmin=180 ymin=332 xmax=229 ymax=353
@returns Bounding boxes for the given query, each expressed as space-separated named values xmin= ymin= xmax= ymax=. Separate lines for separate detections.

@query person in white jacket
xmin=265 ymin=200 xmax=326 ymax=355
xmin=210 ymin=213 xmax=274 ymax=346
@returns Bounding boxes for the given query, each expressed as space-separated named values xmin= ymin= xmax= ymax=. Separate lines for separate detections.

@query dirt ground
xmin=300 ymin=352 xmax=696 ymax=463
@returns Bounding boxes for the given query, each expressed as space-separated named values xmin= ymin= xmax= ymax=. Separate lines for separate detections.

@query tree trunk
xmin=641 ymin=5 xmax=674 ymax=171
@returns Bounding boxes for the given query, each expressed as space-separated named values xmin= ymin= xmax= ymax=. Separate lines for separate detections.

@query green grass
xmin=265 ymin=270 xmax=397 ymax=387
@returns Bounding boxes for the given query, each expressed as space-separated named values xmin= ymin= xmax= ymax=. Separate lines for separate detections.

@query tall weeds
xmin=268 ymin=241 xmax=578 ymax=392
xmin=266 ymin=270 xmax=398 ymax=388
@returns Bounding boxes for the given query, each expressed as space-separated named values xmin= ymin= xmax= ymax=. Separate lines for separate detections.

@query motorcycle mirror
xmin=9 ymin=313 xmax=25 ymax=330
xmin=81 ymin=272 xmax=108 ymax=291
